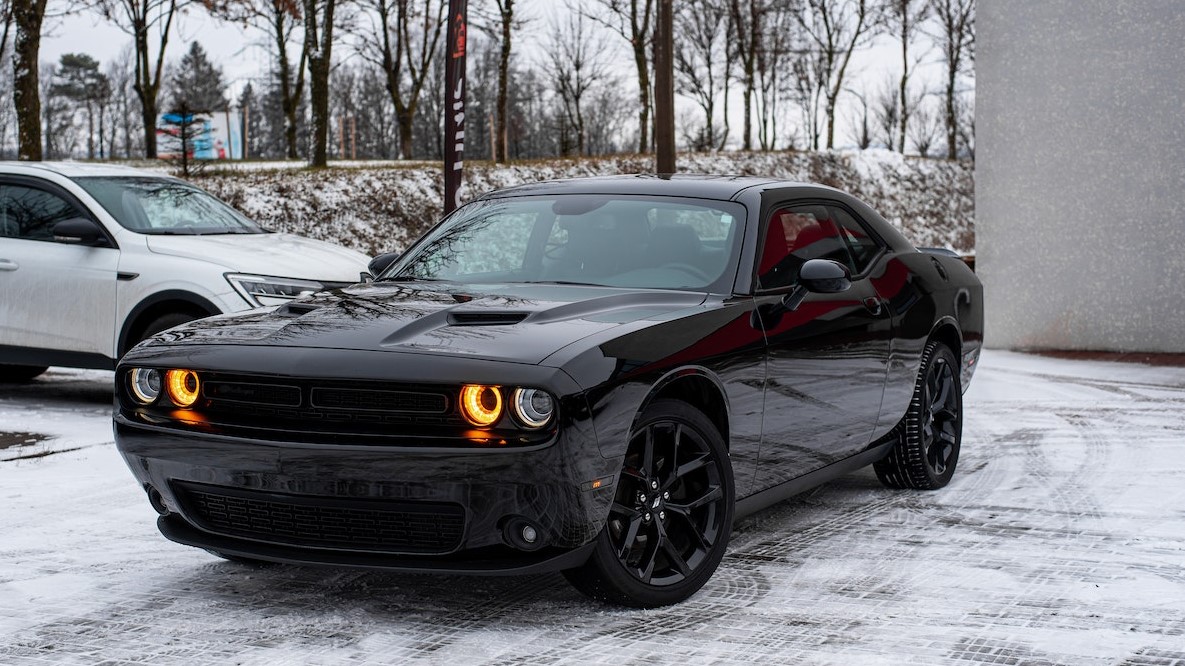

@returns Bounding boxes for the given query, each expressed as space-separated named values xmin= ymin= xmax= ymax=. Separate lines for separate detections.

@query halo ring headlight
xmin=165 ymin=369 xmax=201 ymax=407
xmin=460 ymin=384 xmax=502 ymax=427
xmin=512 ymin=388 xmax=554 ymax=429
xmin=129 ymin=368 xmax=162 ymax=404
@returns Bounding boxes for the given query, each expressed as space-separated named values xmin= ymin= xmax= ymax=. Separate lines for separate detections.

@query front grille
xmin=311 ymin=387 xmax=447 ymax=413
xmin=175 ymin=482 xmax=466 ymax=554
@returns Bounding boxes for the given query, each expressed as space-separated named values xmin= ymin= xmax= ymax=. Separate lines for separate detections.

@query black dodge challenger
xmin=115 ymin=175 xmax=982 ymax=607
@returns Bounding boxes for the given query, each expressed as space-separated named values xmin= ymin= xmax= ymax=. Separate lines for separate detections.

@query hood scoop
xmin=447 ymin=311 xmax=529 ymax=326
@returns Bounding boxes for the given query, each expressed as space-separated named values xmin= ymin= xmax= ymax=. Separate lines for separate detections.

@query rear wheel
xmin=874 ymin=340 xmax=962 ymax=490
xmin=564 ymin=399 xmax=734 ymax=607
xmin=0 ymin=365 xmax=48 ymax=382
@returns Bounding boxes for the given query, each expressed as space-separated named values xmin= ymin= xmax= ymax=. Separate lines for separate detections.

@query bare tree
xmin=96 ymin=0 xmax=188 ymax=158
xmin=872 ymin=74 xmax=899 ymax=150
xmin=211 ymin=0 xmax=305 ymax=159
xmin=354 ymin=0 xmax=445 ymax=159
xmin=544 ymin=12 xmax=612 ymax=156
xmin=726 ymin=0 xmax=762 ymax=151
xmin=786 ymin=37 xmax=824 ymax=150
xmin=11 ymin=0 xmax=47 ymax=159
xmin=755 ymin=2 xmax=792 ymax=150
xmin=673 ymin=0 xmax=728 ymax=151
xmin=846 ymin=86 xmax=872 ymax=149
xmin=881 ymin=0 xmax=928 ymax=152
xmin=105 ymin=47 xmax=140 ymax=158
xmin=907 ymin=98 xmax=940 ymax=156
xmin=472 ymin=0 xmax=522 ymax=163
xmin=793 ymin=0 xmax=873 ymax=149
xmin=302 ymin=0 xmax=337 ymax=166
xmin=930 ymin=0 xmax=973 ymax=159
xmin=581 ymin=0 xmax=653 ymax=154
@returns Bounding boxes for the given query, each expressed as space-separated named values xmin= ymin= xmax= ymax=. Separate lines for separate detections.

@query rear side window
xmin=826 ymin=205 xmax=881 ymax=273
xmin=0 ymin=184 xmax=82 ymax=242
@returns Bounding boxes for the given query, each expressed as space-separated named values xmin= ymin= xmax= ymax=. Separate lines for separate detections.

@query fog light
xmin=521 ymin=524 xmax=538 ymax=544
xmin=460 ymin=384 xmax=502 ymax=427
xmin=129 ymin=368 xmax=161 ymax=404
xmin=166 ymin=369 xmax=200 ymax=407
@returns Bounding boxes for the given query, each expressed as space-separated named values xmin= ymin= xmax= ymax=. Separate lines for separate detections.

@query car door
xmin=751 ymin=200 xmax=891 ymax=490
xmin=0 ymin=178 xmax=119 ymax=360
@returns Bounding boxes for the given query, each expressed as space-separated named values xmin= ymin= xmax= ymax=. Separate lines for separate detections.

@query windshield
xmin=385 ymin=195 xmax=745 ymax=292
xmin=74 ymin=177 xmax=263 ymax=235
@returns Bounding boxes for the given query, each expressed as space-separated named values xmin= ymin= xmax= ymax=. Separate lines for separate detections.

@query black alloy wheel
xmin=564 ymin=399 xmax=734 ymax=607
xmin=874 ymin=340 xmax=962 ymax=490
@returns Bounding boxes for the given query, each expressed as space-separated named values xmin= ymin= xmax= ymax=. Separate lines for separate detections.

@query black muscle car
xmin=114 ymin=175 xmax=983 ymax=607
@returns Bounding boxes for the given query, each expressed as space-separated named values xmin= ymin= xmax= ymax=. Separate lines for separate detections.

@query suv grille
xmin=175 ymin=482 xmax=466 ymax=554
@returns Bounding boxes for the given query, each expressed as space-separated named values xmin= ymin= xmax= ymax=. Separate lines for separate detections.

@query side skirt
xmin=734 ymin=440 xmax=894 ymax=520
xmin=0 ymin=345 xmax=115 ymax=371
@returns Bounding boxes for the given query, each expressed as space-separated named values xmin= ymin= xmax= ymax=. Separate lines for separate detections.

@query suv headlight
xmin=226 ymin=273 xmax=324 ymax=307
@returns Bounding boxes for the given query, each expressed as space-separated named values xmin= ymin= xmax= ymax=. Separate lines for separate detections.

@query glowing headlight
xmin=129 ymin=368 xmax=161 ymax=404
xmin=512 ymin=388 xmax=554 ymax=428
xmin=460 ymin=384 xmax=502 ymax=427
xmin=165 ymin=369 xmax=201 ymax=407
xmin=226 ymin=273 xmax=325 ymax=307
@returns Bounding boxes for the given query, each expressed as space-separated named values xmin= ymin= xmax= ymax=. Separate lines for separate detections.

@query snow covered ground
xmin=1 ymin=351 xmax=1182 ymax=665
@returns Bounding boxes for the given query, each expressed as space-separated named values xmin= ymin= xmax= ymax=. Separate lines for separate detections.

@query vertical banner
xmin=444 ymin=0 xmax=469 ymax=215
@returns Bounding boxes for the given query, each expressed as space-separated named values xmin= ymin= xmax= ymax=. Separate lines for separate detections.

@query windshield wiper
xmin=522 ymin=280 xmax=604 ymax=287
xmin=377 ymin=275 xmax=446 ymax=283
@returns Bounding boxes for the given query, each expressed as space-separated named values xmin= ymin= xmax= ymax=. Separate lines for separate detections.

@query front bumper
xmin=115 ymin=416 xmax=618 ymax=574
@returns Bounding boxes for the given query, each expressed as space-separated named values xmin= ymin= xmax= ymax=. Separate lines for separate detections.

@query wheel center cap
xmin=651 ymin=496 xmax=662 ymax=510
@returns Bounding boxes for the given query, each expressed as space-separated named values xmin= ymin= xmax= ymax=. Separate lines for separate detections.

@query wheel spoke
xmin=641 ymin=426 xmax=655 ymax=477
xmin=610 ymin=501 xmax=640 ymax=518
xmin=662 ymin=539 xmax=692 ymax=578
xmin=670 ymin=484 xmax=723 ymax=513
xmin=667 ymin=505 xmax=713 ymax=549
xmin=636 ymin=535 xmax=659 ymax=583
xmin=667 ymin=452 xmax=710 ymax=488
xmin=616 ymin=515 xmax=643 ymax=559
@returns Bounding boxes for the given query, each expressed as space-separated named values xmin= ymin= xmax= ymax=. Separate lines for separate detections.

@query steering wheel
xmin=661 ymin=262 xmax=711 ymax=282
xmin=543 ymin=237 xmax=567 ymax=260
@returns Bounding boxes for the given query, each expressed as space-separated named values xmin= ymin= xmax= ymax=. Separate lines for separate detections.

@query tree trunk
xmin=396 ymin=107 xmax=415 ymax=161
xmin=945 ymin=66 xmax=957 ymax=159
xmin=304 ymin=0 xmax=336 ymax=168
xmin=12 ymin=0 xmax=46 ymax=161
xmin=495 ymin=0 xmax=512 ymax=163
xmin=633 ymin=45 xmax=650 ymax=154
xmin=898 ymin=34 xmax=909 ymax=153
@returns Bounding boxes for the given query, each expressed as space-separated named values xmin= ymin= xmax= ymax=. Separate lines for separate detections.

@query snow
xmin=169 ymin=151 xmax=974 ymax=257
xmin=2 ymin=351 xmax=1183 ymax=664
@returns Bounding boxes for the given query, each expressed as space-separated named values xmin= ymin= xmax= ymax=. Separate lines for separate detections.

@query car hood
xmin=145 ymin=232 xmax=369 ymax=282
xmin=146 ymin=282 xmax=708 ymax=365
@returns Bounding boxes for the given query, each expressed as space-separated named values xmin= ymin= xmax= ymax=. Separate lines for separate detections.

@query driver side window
xmin=0 ymin=184 xmax=82 ymax=242
xmin=756 ymin=204 xmax=853 ymax=290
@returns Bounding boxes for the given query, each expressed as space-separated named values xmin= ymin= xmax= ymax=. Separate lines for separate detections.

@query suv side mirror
xmin=366 ymin=252 xmax=401 ymax=281
xmin=53 ymin=218 xmax=107 ymax=246
xmin=798 ymin=259 xmax=851 ymax=294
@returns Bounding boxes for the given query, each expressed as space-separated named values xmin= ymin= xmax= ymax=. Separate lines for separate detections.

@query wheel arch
xmin=637 ymin=367 xmax=731 ymax=450
xmin=928 ymin=316 xmax=963 ymax=360
xmin=118 ymin=290 xmax=221 ymax=356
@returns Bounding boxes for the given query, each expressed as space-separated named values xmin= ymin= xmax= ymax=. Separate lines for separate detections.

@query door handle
xmin=862 ymin=297 xmax=884 ymax=316
xmin=0 ymin=259 xmax=17 ymax=271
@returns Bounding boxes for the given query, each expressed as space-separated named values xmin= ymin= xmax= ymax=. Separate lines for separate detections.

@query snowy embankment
xmin=193 ymin=150 xmax=974 ymax=257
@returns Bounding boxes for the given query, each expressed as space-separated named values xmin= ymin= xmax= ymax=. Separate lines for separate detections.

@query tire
xmin=874 ymin=340 xmax=962 ymax=490
xmin=563 ymin=399 xmax=734 ymax=607
xmin=136 ymin=312 xmax=199 ymax=346
xmin=0 ymin=365 xmax=48 ymax=382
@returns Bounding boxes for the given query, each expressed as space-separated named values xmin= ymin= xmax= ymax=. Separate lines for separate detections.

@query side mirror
xmin=365 ymin=251 xmax=401 ymax=281
xmin=52 ymin=218 xmax=107 ymax=246
xmin=798 ymin=259 xmax=851 ymax=294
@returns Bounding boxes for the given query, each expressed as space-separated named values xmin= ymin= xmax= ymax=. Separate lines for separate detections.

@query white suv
xmin=0 ymin=162 xmax=370 ymax=381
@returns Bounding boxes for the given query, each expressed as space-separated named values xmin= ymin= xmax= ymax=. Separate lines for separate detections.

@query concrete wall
xmin=977 ymin=1 xmax=1185 ymax=352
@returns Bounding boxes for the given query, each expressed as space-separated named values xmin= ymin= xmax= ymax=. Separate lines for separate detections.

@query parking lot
xmin=2 ymin=350 xmax=1184 ymax=665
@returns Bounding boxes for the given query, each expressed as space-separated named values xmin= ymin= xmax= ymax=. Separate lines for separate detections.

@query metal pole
xmin=654 ymin=0 xmax=675 ymax=174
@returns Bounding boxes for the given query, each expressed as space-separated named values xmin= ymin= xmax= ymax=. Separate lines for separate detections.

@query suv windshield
xmin=75 ymin=177 xmax=263 ymax=235
xmin=386 ymin=195 xmax=745 ymax=292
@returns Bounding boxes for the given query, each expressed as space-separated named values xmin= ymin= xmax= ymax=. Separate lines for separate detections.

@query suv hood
xmin=145 ymin=233 xmax=368 ymax=282
xmin=143 ymin=282 xmax=708 ymax=365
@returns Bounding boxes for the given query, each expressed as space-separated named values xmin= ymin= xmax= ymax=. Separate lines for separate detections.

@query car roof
xmin=0 ymin=161 xmax=170 ymax=179
xmin=476 ymin=174 xmax=828 ymax=202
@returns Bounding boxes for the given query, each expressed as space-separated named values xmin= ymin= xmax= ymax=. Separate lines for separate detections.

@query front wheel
xmin=874 ymin=340 xmax=962 ymax=490
xmin=563 ymin=399 xmax=734 ymax=607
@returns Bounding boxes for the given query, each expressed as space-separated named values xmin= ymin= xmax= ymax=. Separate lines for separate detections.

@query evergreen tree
xmin=51 ymin=53 xmax=109 ymax=159
xmin=167 ymin=42 xmax=227 ymax=113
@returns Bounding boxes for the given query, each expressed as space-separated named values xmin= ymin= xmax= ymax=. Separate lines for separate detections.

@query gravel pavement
xmin=1 ymin=350 xmax=1183 ymax=665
